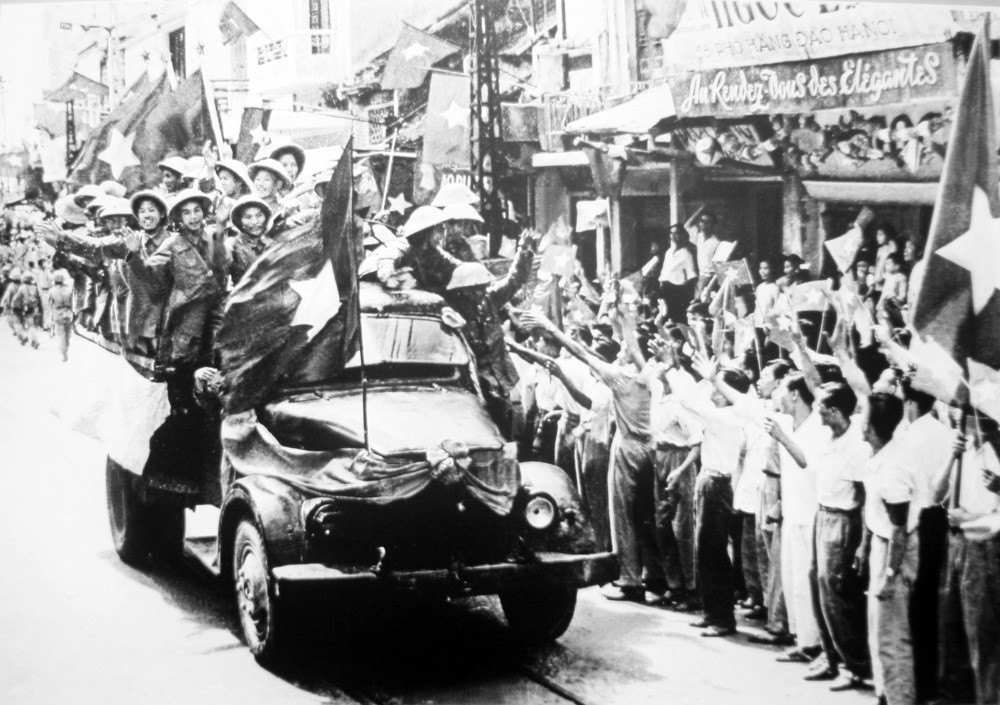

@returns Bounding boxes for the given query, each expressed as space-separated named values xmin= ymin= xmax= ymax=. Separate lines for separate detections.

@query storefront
xmin=533 ymin=1 xmax=968 ymax=279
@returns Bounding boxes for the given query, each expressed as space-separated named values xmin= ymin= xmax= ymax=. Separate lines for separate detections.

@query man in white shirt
xmin=673 ymin=354 xmax=753 ymax=637
xmin=649 ymin=361 xmax=702 ymax=609
xmin=808 ymin=382 xmax=872 ymax=689
xmin=766 ymin=372 xmax=829 ymax=664
xmin=894 ymin=381 xmax=955 ymax=702
xmin=860 ymin=393 xmax=918 ymax=705
xmin=657 ymin=224 xmax=697 ymax=324
xmin=684 ymin=205 xmax=722 ymax=298
xmin=932 ymin=420 xmax=1000 ymax=705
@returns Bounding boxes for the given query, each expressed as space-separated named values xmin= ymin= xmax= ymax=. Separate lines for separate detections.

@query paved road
xmin=0 ymin=329 xmax=873 ymax=705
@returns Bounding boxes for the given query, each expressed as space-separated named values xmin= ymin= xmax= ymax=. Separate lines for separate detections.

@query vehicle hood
xmin=261 ymin=386 xmax=505 ymax=456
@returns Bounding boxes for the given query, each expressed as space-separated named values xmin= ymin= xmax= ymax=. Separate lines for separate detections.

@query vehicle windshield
xmin=344 ymin=315 xmax=470 ymax=369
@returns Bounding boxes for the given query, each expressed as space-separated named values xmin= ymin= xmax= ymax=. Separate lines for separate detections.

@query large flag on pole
xmin=217 ymin=139 xmax=361 ymax=414
xmin=912 ymin=19 xmax=1000 ymax=370
xmin=68 ymin=70 xmax=215 ymax=190
xmin=381 ymin=23 xmax=459 ymax=90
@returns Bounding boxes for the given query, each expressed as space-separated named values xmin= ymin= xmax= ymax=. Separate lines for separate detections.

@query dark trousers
xmin=654 ymin=446 xmax=696 ymax=592
xmin=696 ymin=473 xmax=735 ymax=629
xmin=741 ymin=511 xmax=763 ymax=605
xmin=911 ymin=505 xmax=947 ymax=701
xmin=580 ymin=432 xmax=611 ymax=553
xmin=730 ymin=510 xmax=747 ymax=599
xmin=659 ymin=280 xmax=695 ymax=324
xmin=814 ymin=508 xmax=870 ymax=678
xmin=939 ymin=532 xmax=1000 ymax=705
xmin=611 ymin=435 xmax=659 ymax=589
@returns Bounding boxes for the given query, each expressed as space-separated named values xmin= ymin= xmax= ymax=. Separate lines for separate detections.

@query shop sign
xmin=662 ymin=1 xmax=955 ymax=71
xmin=674 ymin=43 xmax=956 ymax=117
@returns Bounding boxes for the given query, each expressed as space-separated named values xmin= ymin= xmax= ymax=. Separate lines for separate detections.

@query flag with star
xmin=217 ymin=139 xmax=361 ymax=414
xmin=381 ymin=23 xmax=459 ymax=91
xmin=68 ymin=70 xmax=216 ymax=190
xmin=787 ymin=279 xmax=832 ymax=312
xmin=912 ymin=19 xmax=1000 ymax=370
xmin=423 ymin=71 xmax=470 ymax=167
xmin=714 ymin=259 xmax=753 ymax=288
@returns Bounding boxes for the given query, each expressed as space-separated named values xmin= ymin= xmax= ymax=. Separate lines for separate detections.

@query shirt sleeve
xmin=878 ymin=463 xmax=914 ymax=505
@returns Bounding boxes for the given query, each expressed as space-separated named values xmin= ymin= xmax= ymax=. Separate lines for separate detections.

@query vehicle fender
xmin=518 ymin=461 xmax=596 ymax=554
xmin=218 ymin=474 xmax=309 ymax=581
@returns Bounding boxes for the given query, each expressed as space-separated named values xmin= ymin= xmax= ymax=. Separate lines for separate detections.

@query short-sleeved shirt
xmin=730 ymin=395 xmax=772 ymax=513
xmin=951 ymin=443 xmax=1000 ymax=516
xmin=753 ymin=281 xmax=779 ymax=327
xmin=693 ymin=228 xmax=721 ymax=274
xmin=595 ymin=362 xmax=654 ymax=442
xmin=553 ymin=354 xmax=593 ymax=417
xmin=658 ymin=246 xmax=697 ymax=285
xmin=814 ymin=420 xmax=871 ymax=510
xmin=582 ymin=379 xmax=614 ymax=446
xmin=893 ymin=413 xmax=954 ymax=508
xmin=776 ymin=411 xmax=830 ymax=526
xmin=863 ymin=442 xmax=922 ymax=538
xmin=650 ymin=368 xmax=703 ymax=448
xmin=668 ymin=369 xmax=745 ymax=474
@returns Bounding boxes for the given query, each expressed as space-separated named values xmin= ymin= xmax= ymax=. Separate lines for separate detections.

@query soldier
xmin=441 ymin=202 xmax=483 ymax=262
xmin=1 ymin=268 xmax=21 ymax=336
xmin=248 ymin=159 xmax=293 ymax=223
xmin=212 ymin=158 xmax=253 ymax=227
xmin=442 ymin=233 xmax=536 ymax=438
xmin=375 ymin=205 xmax=462 ymax=294
xmin=11 ymin=270 xmax=42 ymax=347
xmin=155 ymin=156 xmax=188 ymax=197
xmin=47 ymin=269 xmax=74 ymax=361
xmin=225 ymin=195 xmax=273 ymax=284
xmin=268 ymin=143 xmax=306 ymax=187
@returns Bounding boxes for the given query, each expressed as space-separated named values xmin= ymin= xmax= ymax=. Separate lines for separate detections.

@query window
xmin=168 ymin=28 xmax=186 ymax=78
xmin=308 ymin=0 xmax=332 ymax=54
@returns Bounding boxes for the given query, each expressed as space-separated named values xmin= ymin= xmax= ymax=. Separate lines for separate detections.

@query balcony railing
xmin=539 ymin=82 xmax=652 ymax=148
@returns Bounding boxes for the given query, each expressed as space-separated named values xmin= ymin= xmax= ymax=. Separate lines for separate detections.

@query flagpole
xmin=380 ymin=91 xmax=399 ymax=213
xmin=346 ymin=134 xmax=372 ymax=455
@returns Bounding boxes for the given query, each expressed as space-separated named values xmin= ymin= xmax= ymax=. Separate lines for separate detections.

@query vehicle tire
xmin=232 ymin=519 xmax=288 ymax=665
xmin=106 ymin=457 xmax=153 ymax=567
xmin=499 ymin=582 xmax=578 ymax=644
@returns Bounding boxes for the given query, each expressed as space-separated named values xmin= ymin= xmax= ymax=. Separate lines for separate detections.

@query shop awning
xmin=803 ymin=181 xmax=939 ymax=205
xmin=563 ymin=85 xmax=676 ymax=136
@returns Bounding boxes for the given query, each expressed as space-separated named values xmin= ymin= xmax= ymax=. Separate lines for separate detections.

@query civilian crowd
xmin=0 ymin=142 xmax=997 ymax=705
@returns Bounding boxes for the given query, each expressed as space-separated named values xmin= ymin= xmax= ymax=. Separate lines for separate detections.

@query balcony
xmin=248 ymin=30 xmax=346 ymax=101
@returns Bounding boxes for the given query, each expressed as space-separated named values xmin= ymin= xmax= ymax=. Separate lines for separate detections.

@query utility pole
xmin=469 ymin=0 xmax=504 ymax=254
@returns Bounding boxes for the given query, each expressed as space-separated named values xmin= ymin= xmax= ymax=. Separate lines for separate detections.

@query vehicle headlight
xmin=524 ymin=492 xmax=558 ymax=531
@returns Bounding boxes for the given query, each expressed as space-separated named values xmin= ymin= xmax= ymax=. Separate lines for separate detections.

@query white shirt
xmin=777 ymin=411 xmax=830 ymax=526
xmin=582 ymin=380 xmax=613 ymax=446
xmin=863 ymin=442 xmax=922 ymax=538
xmin=669 ymin=370 xmax=745 ymax=475
xmin=893 ymin=413 xmax=955 ymax=508
xmin=650 ymin=369 xmax=703 ymax=448
xmin=951 ymin=443 xmax=1000 ymax=516
xmin=693 ymin=229 xmax=721 ymax=274
xmin=814 ymin=420 xmax=871 ymax=510
xmin=553 ymin=354 xmax=592 ymax=417
xmin=753 ymin=281 xmax=779 ymax=327
xmin=730 ymin=395 xmax=771 ymax=513
xmin=658 ymin=246 xmax=697 ymax=285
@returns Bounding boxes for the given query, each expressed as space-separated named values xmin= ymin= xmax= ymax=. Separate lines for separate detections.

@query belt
xmin=562 ymin=412 xmax=581 ymax=425
xmin=701 ymin=471 xmax=731 ymax=481
xmin=819 ymin=504 xmax=861 ymax=515
xmin=656 ymin=441 xmax=692 ymax=451
xmin=762 ymin=470 xmax=781 ymax=479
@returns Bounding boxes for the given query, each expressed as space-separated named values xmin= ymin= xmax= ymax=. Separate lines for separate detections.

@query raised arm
xmin=520 ymin=310 xmax=613 ymax=380
xmin=489 ymin=232 xmax=538 ymax=306
xmin=685 ymin=204 xmax=706 ymax=233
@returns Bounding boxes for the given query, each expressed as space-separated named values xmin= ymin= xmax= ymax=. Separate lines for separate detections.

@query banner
xmin=664 ymin=1 xmax=955 ymax=72
xmin=673 ymin=43 xmax=957 ymax=118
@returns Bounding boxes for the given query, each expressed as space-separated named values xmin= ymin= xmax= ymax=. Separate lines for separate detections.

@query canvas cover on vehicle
xmin=221 ymin=411 xmax=519 ymax=516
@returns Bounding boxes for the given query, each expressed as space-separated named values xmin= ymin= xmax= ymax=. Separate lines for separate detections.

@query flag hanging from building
xmin=217 ymin=139 xmax=361 ymax=414
xmin=423 ymin=71 xmax=470 ymax=167
xmin=381 ymin=23 xmax=459 ymax=91
xmin=912 ymin=19 xmax=1000 ymax=370
xmin=68 ymin=70 xmax=215 ymax=190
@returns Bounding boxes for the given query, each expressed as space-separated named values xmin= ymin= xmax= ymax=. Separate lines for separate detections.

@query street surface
xmin=0 ymin=329 xmax=873 ymax=705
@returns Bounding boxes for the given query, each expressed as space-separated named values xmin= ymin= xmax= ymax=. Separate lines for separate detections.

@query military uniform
xmin=47 ymin=280 xmax=74 ymax=360
xmin=11 ymin=276 xmax=42 ymax=347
